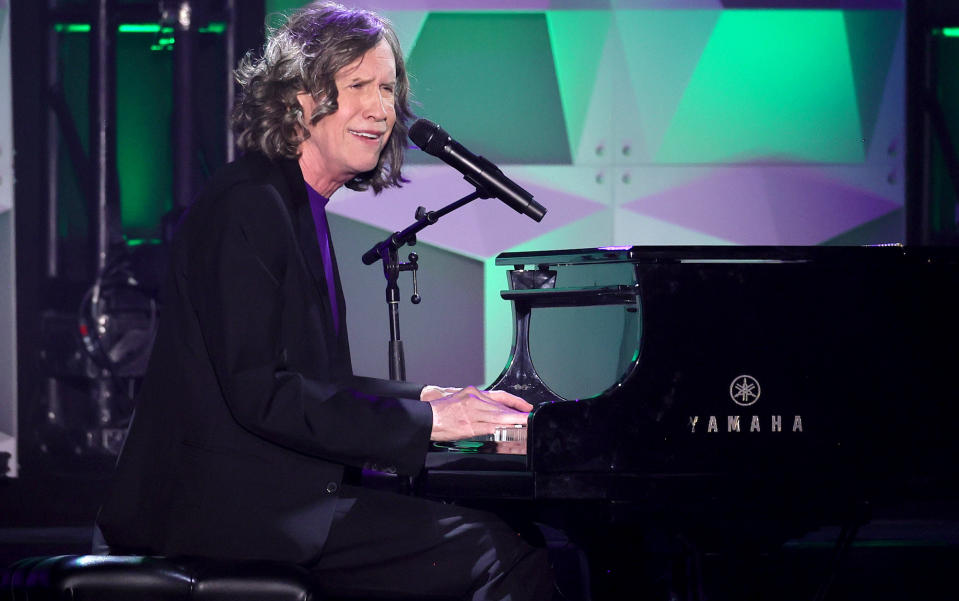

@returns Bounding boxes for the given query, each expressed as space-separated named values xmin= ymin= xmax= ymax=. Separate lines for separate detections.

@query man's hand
xmin=420 ymin=385 xmax=461 ymax=402
xmin=427 ymin=386 xmax=532 ymax=441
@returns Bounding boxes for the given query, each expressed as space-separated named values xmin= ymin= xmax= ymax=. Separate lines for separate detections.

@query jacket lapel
xmin=323 ymin=222 xmax=349 ymax=349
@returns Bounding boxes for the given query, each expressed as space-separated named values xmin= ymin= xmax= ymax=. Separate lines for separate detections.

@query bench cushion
xmin=2 ymin=555 xmax=315 ymax=601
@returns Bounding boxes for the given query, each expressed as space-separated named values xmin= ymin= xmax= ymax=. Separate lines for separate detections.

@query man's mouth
xmin=349 ymin=130 xmax=383 ymax=140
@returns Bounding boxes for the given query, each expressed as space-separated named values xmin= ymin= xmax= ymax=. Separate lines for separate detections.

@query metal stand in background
xmin=171 ymin=0 xmax=197 ymax=211
xmin=29 ymin=0 xmax=243 ymax=471
xmin=906 ymin=0 xmax=959 ymax=245
xmin=363 ymin=190 xmax=483 ymax=381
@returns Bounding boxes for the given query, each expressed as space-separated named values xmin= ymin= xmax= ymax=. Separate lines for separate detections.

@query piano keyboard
xmin=488 ymin=424 xmax=527 ymax=443
xmin=430 ymin=425 xmax=528 ymax=455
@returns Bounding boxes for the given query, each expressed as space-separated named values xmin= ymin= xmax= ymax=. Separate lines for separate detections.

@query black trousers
xmin=310 ymin=484 xmax=554 ymax=601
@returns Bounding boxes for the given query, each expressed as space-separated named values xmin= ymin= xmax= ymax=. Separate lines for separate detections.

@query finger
xmin=467 ymin=395 xmax=528 ymax=418
xmin=477 ymin=409 xmax=529 ymax=426
xmin=455 ymin=394 xmax=528 ymax=426
xmin=470 ymin=421 xmax=525 ymax=438
xmin=481 ymin=389 xmax=534 ymax=412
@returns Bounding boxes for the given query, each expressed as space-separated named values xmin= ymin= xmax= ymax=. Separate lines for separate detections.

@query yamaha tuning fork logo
xmin=730 ymin=375 xmax=761 ymax=406
xmin=688 ymin=374 xmax=803 ymax=434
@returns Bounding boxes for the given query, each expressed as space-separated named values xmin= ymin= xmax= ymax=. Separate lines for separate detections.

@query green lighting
xmin=119 ymin=24 xmax=160 ymax=33
xmin=126 ymin=238 xmax=162 ymax=247
xmin=199 ymin=23 xmax=226 ymax=34
xmin=943 ymin=28 xmax=959 ymax=38
xmin=406 ymin=13 xmax=570 ymax=164
xmin=54 ymin=23 xmax=91 ymax=33
xmin=658 ymin=11 xmax=864 ymax=163
xmin=546 ymin=11 xmax=611 ymax=159
xmin=151 ymin=36 xmax=176 ymax=51
xmin=55 ymin=22 xmax=223 ymax=35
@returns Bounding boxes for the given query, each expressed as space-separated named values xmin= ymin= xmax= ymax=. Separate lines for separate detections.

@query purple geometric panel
xmin=720 ymin=0 xmax=902 ymax=7
xmin=839 ymin=0 xmax=903 ymax=8
xmin=550 ymin=0 xmax=612 ymax=8
xmin=328 ymin=166 xmax=605 ymax=258
xmin=363 ymin=0 xmax=552 ymax=8
xmin=821 ymin=207 xmax=904 ymax=245
xmin=811 ymin=166 xmax=902 ymax=205
xmin=612 ymin=0 xmax=721 ymax=8
xmin=620 ymin=168 xmax=900 ymax=245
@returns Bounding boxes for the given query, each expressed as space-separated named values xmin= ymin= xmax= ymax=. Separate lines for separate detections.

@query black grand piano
xmin=418 ymin=245 xmax=959 ymax=599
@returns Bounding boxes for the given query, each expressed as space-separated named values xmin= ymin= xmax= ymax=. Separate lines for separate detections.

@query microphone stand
xmin=363 ymin=189 xmax=484 ymax=381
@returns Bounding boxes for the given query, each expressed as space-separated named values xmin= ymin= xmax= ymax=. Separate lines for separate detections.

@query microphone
xmin=408 ymin=119 xmax=547 ymax=222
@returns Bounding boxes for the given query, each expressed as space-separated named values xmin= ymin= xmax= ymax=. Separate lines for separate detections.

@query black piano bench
xmin=1 ymin=554 xmax=322 ymax=601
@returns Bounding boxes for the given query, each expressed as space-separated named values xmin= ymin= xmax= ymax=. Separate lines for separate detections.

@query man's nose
xmin=364 ymin=88 xmax=389 ymax=119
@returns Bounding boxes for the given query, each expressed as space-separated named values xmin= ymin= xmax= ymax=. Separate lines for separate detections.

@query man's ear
xmin=295 ymin=92 xmax=313 ymax=122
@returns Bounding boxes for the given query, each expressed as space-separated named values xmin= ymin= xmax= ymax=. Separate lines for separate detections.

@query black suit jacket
xmin=97 ymin=153 xmax=432 ymax=563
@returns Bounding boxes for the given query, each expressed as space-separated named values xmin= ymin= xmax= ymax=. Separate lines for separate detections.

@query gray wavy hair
xmin=232 ymin=2 xmax=413 ymax=193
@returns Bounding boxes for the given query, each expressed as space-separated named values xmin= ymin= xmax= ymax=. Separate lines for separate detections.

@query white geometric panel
xmin=614 ymin=9 xmax=721 ymax=163
xmin=569 ymin=18 xmax=620 ymax=166
xmin=613 ymin=165 xmax=720 ymax=206
xmin=505 ymin=207 xmax=615 ymax=254
xmin=380 ymin=10 xmax=428 ymax=59
xmin=612 ymin=207 xmax=732 ymax=246
xmin=546 ymin=10 xmax=611 ymax=161
xmin=509 ymin=165 xmax=614 ymax=207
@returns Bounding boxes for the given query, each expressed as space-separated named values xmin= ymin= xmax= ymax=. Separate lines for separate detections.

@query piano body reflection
xmin=420 ymin=245 xmax=959 ymax=572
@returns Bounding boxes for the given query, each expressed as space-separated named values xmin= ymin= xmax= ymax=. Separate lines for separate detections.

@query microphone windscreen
xmin=408 ymin=119 xmax=448 ymax=155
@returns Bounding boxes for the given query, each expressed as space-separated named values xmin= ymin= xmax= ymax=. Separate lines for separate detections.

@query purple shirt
xmin=305 ymin=182 xmax=340 ymax=335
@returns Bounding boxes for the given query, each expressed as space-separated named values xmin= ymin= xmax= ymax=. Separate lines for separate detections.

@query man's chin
xmin=346 ymin=165 xmax=380 ymax=188
xmin=355 ymin=158 xmax=382 ymax=177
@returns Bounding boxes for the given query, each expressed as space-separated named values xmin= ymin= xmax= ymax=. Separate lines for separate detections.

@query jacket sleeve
xmin=186 ymin=183 xmax=433 ymax=475
xmin=349 ymin=375 xmax=425 ymax=400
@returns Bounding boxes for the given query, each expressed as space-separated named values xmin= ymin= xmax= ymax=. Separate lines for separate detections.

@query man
xmin=96 ymin=3 xmax=553 ymax=600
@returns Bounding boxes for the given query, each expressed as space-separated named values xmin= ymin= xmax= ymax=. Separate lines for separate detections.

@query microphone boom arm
xmin=362 ymin=189 xmax=484 ymax=265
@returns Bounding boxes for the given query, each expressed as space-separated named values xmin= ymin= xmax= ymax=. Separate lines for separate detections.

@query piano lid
xmin=495 ymin=244 xmax=959 ymax=268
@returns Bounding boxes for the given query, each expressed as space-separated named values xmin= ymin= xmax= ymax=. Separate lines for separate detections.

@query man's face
xmin=297 ymin=39 xmax=397 ymax=190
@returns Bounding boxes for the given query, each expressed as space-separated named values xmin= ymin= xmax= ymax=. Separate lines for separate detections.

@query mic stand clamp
xmin=363 ymin=190 xmax=483 ymax=381
xmin=380 ymin=244 xmax=420 ymax=381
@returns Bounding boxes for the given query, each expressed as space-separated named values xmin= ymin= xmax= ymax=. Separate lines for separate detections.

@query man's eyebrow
xmin=339 ymin=74 xmax=396 ymax=86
